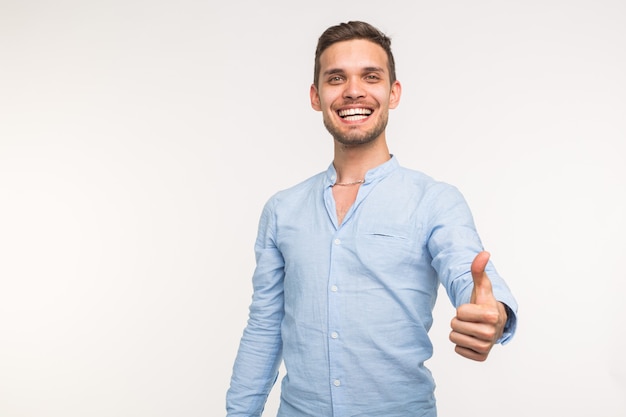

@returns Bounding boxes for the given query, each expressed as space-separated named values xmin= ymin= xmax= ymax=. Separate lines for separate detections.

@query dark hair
xmin=313 ymin=21 xmax=396 ymax=88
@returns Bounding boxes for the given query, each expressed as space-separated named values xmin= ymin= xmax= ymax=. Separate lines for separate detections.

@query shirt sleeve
xmin=226 ymin=197 xmax=285 ymax=416
xmin=426 ymin=183 xmax=518 ymax=344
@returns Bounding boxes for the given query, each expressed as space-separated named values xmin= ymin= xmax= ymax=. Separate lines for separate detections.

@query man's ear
xmin=388 ymin=80 xmax=402 ymax=109
xmin=310 ymin=84 xmax=322 ymax=111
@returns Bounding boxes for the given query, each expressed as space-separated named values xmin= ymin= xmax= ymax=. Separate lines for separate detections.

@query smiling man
xmin=226 ymin=21 xmax=518 ymax=417
xmin=312 ymin=38 xmax=399 ymax=149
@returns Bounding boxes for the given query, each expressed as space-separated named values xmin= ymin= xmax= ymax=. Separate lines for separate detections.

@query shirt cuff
xmin=498 ymin=302 xmax=517 ymax=345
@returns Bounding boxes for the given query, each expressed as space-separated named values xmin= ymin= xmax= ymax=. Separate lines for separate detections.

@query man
xmin=227 ymin=21 xmax=518 ymax=417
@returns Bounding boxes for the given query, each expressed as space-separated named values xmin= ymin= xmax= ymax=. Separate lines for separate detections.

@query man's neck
xmin=332 ymin=138 xmax=391 ymax=183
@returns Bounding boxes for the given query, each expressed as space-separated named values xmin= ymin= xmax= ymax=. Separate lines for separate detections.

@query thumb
xmin=470 ymin=251 xmax=496 ymax=305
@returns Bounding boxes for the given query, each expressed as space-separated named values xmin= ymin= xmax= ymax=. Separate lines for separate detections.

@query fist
xmin=449 ymin=251 xmax=508 ymax=361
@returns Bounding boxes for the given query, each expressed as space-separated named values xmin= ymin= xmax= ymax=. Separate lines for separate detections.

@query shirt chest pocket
xmin=354 ymin=223 xmax=421 ymax=273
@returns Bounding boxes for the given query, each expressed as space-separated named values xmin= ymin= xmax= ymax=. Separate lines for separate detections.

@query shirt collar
xmin=325 ymin=154 xmax=400 ymax=187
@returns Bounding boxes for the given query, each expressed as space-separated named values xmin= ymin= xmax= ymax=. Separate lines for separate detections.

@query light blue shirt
xmin=227 ymin=156 xmax=518 ymax=417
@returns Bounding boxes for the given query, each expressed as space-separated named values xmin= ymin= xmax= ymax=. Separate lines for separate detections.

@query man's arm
xmin=226 ymin=199 xmax=285 ymax=416
xmin=426 ymin=184 xmax=518 ymax=360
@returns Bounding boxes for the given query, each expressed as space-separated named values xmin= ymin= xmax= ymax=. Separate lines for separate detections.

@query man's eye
xmin=329 ymin=76 xmax=343 ymax=83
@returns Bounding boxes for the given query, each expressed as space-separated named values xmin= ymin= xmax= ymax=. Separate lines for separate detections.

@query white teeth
xmin=343 ymin=115 xmax=368 ymax=121
xmin=338 ymin=108 xmax=372 ymax=117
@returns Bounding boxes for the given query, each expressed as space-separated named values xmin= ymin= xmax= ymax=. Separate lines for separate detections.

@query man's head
xmin=313 ymin=21 xmax=397 ymax=89
xmin=310 ymin=22 xmax=401 ymax=148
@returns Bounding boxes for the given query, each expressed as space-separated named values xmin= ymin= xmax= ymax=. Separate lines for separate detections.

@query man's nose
xmin=343 ymin=77 xmax=366 ymax=100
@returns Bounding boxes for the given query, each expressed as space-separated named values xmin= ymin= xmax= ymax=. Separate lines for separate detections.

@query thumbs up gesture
xmin=449 ymin=251 xmax=508 ymax=361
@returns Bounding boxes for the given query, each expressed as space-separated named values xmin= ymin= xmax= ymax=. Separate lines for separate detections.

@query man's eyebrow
xmin=322 ymin=68 xmax=345 ymax=77
xmin=362 ymin=66 xmax=385 ymax=73
xmin=322 ymin=66 xmax=386 ymax=77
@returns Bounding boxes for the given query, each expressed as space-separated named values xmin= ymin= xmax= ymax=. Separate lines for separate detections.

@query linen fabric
xmin=227 ymin=156 xmax=518 ymax=417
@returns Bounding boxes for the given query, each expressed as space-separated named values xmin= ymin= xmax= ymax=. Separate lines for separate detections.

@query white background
xmin=1 ymin=1 xmax=625 ymax=416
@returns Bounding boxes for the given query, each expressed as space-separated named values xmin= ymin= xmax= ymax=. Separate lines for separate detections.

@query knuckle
xmin=476 ymin=341 xmax=493 ymax=354
xmin=479 ymin=327 xmax=497 ymax=341
xmin=483 ymin=310 xmax=499 ymax=325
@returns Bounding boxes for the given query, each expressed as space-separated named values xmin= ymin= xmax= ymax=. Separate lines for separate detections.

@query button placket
xmin=328 ymin=230 xmax=346 ymax=404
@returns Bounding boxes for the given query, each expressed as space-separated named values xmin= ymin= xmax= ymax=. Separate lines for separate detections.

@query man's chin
xmin=332 ymin=128 xmax=382 ymax=145
xmin=333 ymin=136 xmax=376 ymax=147
xmin=325 ymin=118 xmax=388 ymax=147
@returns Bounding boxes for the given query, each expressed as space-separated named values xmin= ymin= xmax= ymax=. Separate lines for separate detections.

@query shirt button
xmin=334 ymin=238 xmax=341 ymax=245
xmin=331 ymin=285 xmax=338 ymax=292
xmin=333 ymin=379 xmax=341 ymax=387
xmin=331 ymin=332 xmax=339 ymax=339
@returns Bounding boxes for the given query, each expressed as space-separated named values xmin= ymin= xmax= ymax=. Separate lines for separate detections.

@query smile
xmin=338 ymin=108 xmax=372 ymax=121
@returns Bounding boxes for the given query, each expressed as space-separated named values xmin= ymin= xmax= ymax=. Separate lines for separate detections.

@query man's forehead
xmin=319 ymin=39 xmax=389 ymax=71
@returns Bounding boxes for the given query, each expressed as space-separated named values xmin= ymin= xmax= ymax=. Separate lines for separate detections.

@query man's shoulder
xmin=396 ymin=165 xmax=434 ymax=182
xmin=394 ymin=165 xmax=453 ymax=191
xmin=268 ymin=171 xmax=326 ymax=202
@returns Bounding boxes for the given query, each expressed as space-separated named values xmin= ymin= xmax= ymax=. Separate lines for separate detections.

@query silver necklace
xmin=332 ymin=179 xmax=365 ymax=187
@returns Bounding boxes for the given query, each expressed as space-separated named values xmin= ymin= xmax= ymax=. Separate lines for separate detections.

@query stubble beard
xmin=323 ymin=110 xmax=389 ymax=147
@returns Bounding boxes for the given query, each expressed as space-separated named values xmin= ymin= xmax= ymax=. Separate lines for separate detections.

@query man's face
xmin=310 ymin=39 xmax=401 ymax=147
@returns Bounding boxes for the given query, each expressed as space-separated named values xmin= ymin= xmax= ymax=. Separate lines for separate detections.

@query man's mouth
xmin=338 ymin=108 xmax=372 ymax=121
